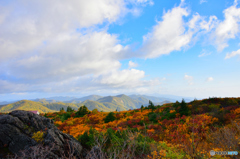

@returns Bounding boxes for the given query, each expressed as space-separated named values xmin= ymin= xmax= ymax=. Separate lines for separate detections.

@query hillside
xmin=77 ymin=95 xmax=103 ymax=102
xmin=0 ymin=100 xmax=83 ymax=113
xmin=80 ymin=100 xmax=112 ymax=112
xmin=43 ymin=102 xmax=80 ymax=111
xmin=154 ymin=100 xmax=172 ymax=105
xmin=0 ymin=100 xmax=54 ymax=113
xmin=34 ymin=98 xmax=58 ymax=104
xmin=44 ymin=97 xmax=240 ymax=159
xmin=0 ymin=94 xmax=188 ymax=113
xmin=97 ymin=95 xmax=134 ymax=111
xmin=65 ymin=95 xmax=103 ymax=104
xmin=115 ymin=94 xmax=146 ymax=109
xmin=129 ymin=94 xmax=176 ymax=103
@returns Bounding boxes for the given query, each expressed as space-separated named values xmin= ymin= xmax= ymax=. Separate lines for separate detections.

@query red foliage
xmin=70 ymin=113 xmax=76 ymax=117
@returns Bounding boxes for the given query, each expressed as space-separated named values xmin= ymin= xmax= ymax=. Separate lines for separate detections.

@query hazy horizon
xmin=1 ymin=92 xmax=238 ymax=102
xmin=1 ymin=0 xmax=240 ymax=102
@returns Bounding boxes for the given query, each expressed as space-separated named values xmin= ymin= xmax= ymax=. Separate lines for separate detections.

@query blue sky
xmin=0 ymin=0 xmax=240 ymax=101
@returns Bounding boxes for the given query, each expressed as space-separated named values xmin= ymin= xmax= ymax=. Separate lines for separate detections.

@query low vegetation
xmin=41 ymin=97 xmax=240 ymax=158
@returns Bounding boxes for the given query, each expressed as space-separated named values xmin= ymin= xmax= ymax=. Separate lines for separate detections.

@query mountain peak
xmin=116 ymin=94 xmax=127 ymax=97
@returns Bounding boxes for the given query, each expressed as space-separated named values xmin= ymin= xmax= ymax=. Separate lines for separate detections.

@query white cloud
xmin=0 ymin=0 xmax=159 ymax=95
xmin=214 ymin=1 xmax=240 ymax=51
xmin=95 ymin=69 xmax=145 ymax=88
xmin=198 ymin=49 xmax=212 ymax=57
xmin=200 ymin=0 xmax=207 ymax=4
xmin=188 ymin=13 xmax=202 ymax=29
xmin=0 ymin=0 xmax=130 ymax=61
xmin=184 ymin=74 xmax=193 ymax=85
xmin=199 ymin=15 xmax=218 ymax=32
xmin=0 ymin=0 xmax=152 ymax=62
xmin=128 ymin=61 xmax=138 ymax=68
xmin=129 ymin=0 xmax=154 ymax=6
xmin=206 ymin=77 xmax=214 ymax=82
xmin=139 ymin=0 xmax=240 ymax=56
xmin=4 ymin=31 xmax=128 ymax=83
xmin=140 ymin=2 xmax=215 ymax=59
xmin=225 ymin=49 xmax=240 ymax=59
xmin=141 ymin=3 xmax=192 ymax=58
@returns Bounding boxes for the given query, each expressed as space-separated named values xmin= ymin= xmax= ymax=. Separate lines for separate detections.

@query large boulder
xmin=0 ymin=110 xmax=82 ymax=158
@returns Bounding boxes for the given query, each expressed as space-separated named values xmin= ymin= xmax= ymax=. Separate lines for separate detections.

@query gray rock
xmin=0 ymin=110 xmax=82 ymax=158
xmin=86 ymin=146 xmax=102 ymax=159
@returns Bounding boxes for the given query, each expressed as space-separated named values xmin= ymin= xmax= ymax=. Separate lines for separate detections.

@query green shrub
xmin=75 ymin=105 xmax=90 ymax=117
xmin=104 ymin=112 xmax=115 ymax=123
xmin=179 ymin=99 xmax=190 ymax=116
xmin=60 ymin=112 xmax=71 ymax=122
xmin=78 ymin=128 xmax=96 ymax=149
xmin=148 ymin=112 xmax=157 ymax=122
xmin=66 ymin=106 xmax=74 ymax=112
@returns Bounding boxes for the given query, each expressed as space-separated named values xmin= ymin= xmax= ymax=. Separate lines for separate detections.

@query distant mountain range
xmin=0 ymin=94 xmax=194 ymax=113
xmin=0 ymin=100 xmax=54 ymax=113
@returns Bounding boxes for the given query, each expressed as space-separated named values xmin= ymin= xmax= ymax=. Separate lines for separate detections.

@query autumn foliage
xmin=43 ymin=97 xmax=240 ymax=158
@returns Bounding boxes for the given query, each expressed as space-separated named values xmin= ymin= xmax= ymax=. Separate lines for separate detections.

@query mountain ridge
xmin=0 ymin=94 xmax=187 ymax=113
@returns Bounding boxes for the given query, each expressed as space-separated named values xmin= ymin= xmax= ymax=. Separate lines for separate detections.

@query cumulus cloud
xmin=140 ymin=0 xmax=240 ymax=58
xmin=128 ymin=61 xmax=138 ymax=68
xmin=141 ymin=3 xmax=192 ymax=58
xmin=225 ymin=49 xmax=240 ymax=59
xmin=184 ymin=74 xmax=193 ymax=85
xmin=0 ymin=0 xmax=157 ymax=94
xmin=206 ymin=77 xmax=214 ymax=82
xmin=3 ymin=31 xmax=129 ymax=83
xmin=140 ymin=1 xmax=216 ymax=59
xmin=199 ymin=16 xmax=218 ymax=32
xmin=94 ymin=69 xmax=145 ymax=88
xmin=0 ymin=0 xmax=131 ymax=61
xmin=214 ymin=1 xmax=240 ymax=51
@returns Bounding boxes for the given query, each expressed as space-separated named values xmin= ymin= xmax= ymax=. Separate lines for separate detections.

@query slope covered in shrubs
xmin=44 ymin=97 xmax=240 ymax=158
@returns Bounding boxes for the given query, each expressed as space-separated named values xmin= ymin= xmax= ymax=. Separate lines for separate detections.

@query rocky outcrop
xmin=0 ymin=110 xmax=82 ymax=158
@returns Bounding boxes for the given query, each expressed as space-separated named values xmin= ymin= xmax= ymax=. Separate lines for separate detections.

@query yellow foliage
xmin=234 ymin=108 xmax=240 ymax=114
xmin=32 ymin=131 xmax=44 ymax=142
xmin=54 ymin=121 xmax=62 ymax=126
xmin=66 ymin=120 xmax=74 ymax=125
xmin=212 ymin=117 xmax=218 ymax=122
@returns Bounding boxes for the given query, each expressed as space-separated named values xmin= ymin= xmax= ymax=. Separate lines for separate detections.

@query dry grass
xmin=207 ymin=120 xmax=240 ymax=152
xmin=11 ymin=140 xmax=81 ymax=159
xmin=9 ymin=129 xmax=148 ymax=159
xmin=85 ymin=129 xmax=145 ymax=159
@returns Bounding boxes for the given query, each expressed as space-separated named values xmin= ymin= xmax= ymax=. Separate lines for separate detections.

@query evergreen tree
xmin=179 ymin=99 xmax=189 ymax=116
xmin=141 ymin=105 xmax=144 ymax=112
xmin=76 ymin=105 xmax=90 ymax=117
xmin=104 ymin=112 xmax=115 ymax=123
xmin=148 ymin=100 xmax=155 ymax=112
xmin=173 ymin=101 xmax=180 ymax=109
xmin=66 ymin=106 xmax=74 ymax=112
